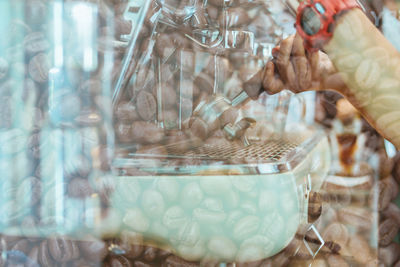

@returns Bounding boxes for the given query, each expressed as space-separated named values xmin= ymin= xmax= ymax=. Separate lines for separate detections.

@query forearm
xmin=323 ymin=9 xmax=400 ymax=148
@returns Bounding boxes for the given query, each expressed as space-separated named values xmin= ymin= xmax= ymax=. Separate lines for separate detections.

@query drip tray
xmin=166 ymin=140 xmax=299 ymax=162
xmin=113 ymin=127 xmax=329 ymax=175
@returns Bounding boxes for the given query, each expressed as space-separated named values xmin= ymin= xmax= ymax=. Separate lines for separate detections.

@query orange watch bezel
xmin=296 ymin=0 xmax=361 ymax=51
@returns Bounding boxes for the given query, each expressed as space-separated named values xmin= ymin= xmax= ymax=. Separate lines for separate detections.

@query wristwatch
xmin=296 ymin=0 xmax=361 ymax=51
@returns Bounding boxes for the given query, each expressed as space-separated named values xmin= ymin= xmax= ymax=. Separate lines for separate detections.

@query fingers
xmin=309 ymin=51 xmax=321 ymax=80
xmin=318 ymin=51 xmax=336 ymax=74
xmin=323 ymin=72 xmax=348 ymax=92
xmin=263 ymin=61 xmax=284 ymax=94
xmin=292 ymin=33 xmax=306 ymax=57
xmin=263 ymin=34 xmax=339 ymax=95
xmin=276 ymin=35 xmax=294 ymax=81
xmin=285 ymin=62 xmax=297 ymax=91
xmin=292 ymin=56 xmax=312 ymax=91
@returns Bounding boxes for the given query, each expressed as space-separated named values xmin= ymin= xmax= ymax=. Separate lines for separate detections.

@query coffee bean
xmin=112 ymin=178 xmax=141 ymax=210
xmin=25 ymin=0 xmax=47 ymax=26
xmin=165 ymin=131 xmax=190 ymax=153
xmin=80 ymin=79 xmax=103 ymax=96
xmin=29 ymin=53 xmax=49 ymax=83
xmin=11 ymin=239 xmax=31 ymax=256
xmin=115 ymin=101 xmax=139 ymax=122
xmin=110 ymin=1 xmax=127 ymax=15
xmin=134 ymin=65 xmax=153 ymax=92
xmin=219 ymin=107 xmax=238 ymax=127
xmin=382 ymin=203 xmax=400 ymax=226
xmin=26 ymin=245 xmax=40 ymax=267
xmin=206 ymin=4 xmax=220 ymax=21
xmin=308 ymin=191 xmax=322 ymax=223
xmin=24 ymin=130 xmax=41 ymax=159
xmin=207 ymin=0 xmax=225 ymax=7
xmin=238 ymin=64 xmax=262 ymax=96
xmin=163 ymin=255 xmax=199 ymax=267
xmin=189 ymin=117 xmax=213 ymax=140
xmin=347 ymin=234 xmax=372 ymax=264
xmin=49 ymin=91 xmax=81 ymax=125
xmin=106 ymin=255 xmax=132 ymax=267
xmin=180 ymin=182 xmax=204 ymax=210
xmin=79 ymin=238 xmax=108 ymax=262
xmin=326 ymin=254 xmax=349 ymax=267
xmin=160 ymin=83 xmax=177 ymax=109
xmin=372 ymin=180 xmax=392 ymax=212
xmin=123 ymin=208 xmax=150 ymax=232
xmin=233 ymin=216 xmax=260 ymax=241
xmin=173 ymin=220 xmax=201 ymax=252
xmin=142 ymin=246 xmax=158 ymax=262
xmin=6 ymin=19 xmax=31 ymax=44
xmin=378 ymin=149 xmax=394 ymax=178
xmin=0 ymin=96 xmax=13 ymax=130
xmin=48 ymin=236 xmax=80 ymax=263
xmin=379 ymin=242 xmax=400 ymax=267
xmin=243 ymin=78 xmax=262 ymax=101
xmin=336 ymin=53 xmax=362 ymax=72
xmin=136 ymin=90 xmax=157 ymax=121
xmin=170 ymin=32 xmax=191 ymax=50
xmin=223 ymin=73 xmax=243 ymax=100
xmin=16 ymin=176 xmax=42 ymax=206
xmin=131 ymin=121 xmax=164 ymax=144
xmin=163 ymin=206 xmax=188 ymax=230
xmin=68 ymin=178 xmax=94 ymax=198
xmin=222 ymin=7 xmax=251 ymax=28
xmin=118 ymin=231 xmax=144 ymax=259
xmin=133 ymin=261 xmax=152 ymax=267
xmin=193 ymin=205 xmax=226 ymax=225
xmin=162 ymin=109 xmax=179 ymax=129
xmin=38 ymin=241 xmax=56 ymax=266
xmin=271 ymin=251 xmax=290 ymax=267
xmin=5 ymin=248 xmax=28 ymax=267
xmin=354 ymin=59 xmax=381 ymax=89
xmin=226 ymin=30 xmax=249 ymax=50
xmin=68 ymin=258 xmax=100 ymax=267
xmin=24 ymin=32 xmax=49 ymax=55
xmin=392 ymin=153 xmax=400 ymax=183
xmin=64 ymin=155 xmax=92 ymax=179
xmin=155 ymin=34 xmax=174 ymax=59
xmin=208 ymin=236 xmax=237 ymax=261
xmin=158 ymin=249 xmax=172 ymax=260
xmin=1 ymin=235 xmax=21 ymax=248
xmin=382 ymin=176 xmax=399 ymax=200
xmin=338 ymin=206 xmax=372 ymax=230
xmin=20 ymin=216 xmax=40 ymax=241
xmin=115 ymin=16 xmax=133 ymax=37
xmin=141 ymin=189 xmax=165 ymax=218
xmin=194 ymin=72 xmax=214 ymax=94
xmin=144 ymin=0 xmax=161 ymax=27
xmin=379 ymin=218 xmax=399 ymax=246
xmin=236 ymin=258 xmax=270 ymax=267
xmin=115 ymin=122 xmax=134 ymax=143
xmin=213 ymin=57 xmax=232 ymax=81
xmin=0 ymin=57 xmax=9 ymax=81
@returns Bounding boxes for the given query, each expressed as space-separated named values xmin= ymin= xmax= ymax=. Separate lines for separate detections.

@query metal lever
xmin=112 ymin=0 xmax=160 ymax=106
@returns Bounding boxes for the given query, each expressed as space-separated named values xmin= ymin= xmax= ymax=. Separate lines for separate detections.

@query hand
xmin=262 ymin=33 xmax=344 ymax=95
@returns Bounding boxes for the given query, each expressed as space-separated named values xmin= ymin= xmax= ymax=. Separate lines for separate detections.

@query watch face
xmin=300 ymin=6 xmax=321 ymax=36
